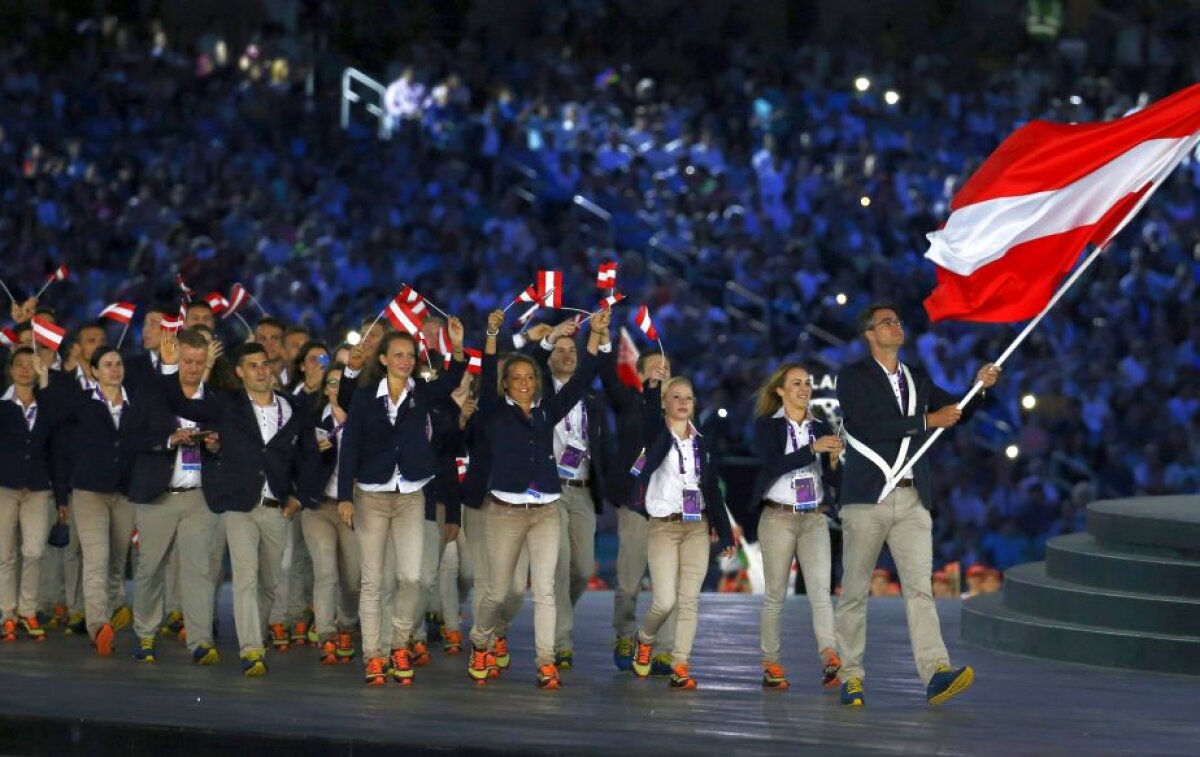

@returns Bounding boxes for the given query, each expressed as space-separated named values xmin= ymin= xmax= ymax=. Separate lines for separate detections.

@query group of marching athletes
xmin=0 ymin=294 xmax=1000 ymax=704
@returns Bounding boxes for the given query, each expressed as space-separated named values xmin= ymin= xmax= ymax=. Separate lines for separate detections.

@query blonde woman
xmin=630 ymin=370 xmax=735 ymax=690
xmin=750 ymin=363 xmax=844 ymax=691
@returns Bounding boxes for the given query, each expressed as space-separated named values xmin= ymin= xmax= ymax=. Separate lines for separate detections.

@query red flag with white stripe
xmin=596 ymin=262 xmax=617 ymax=289
xmin=924 ymin=84 xmax=1200 ymax=323
xmin=455 ymin=456 xmax=469 ymax=482
xmin=537 ymin=270 xmax=563 ymax=308
xmin=175 ymin=274 xmax=194 ymax=301
xmin=398 ymin=285 xmax=428 ymax=316
xmin=634 ymin=305 xmax=659 ymax=341
xmin=463 ymin=348 xmax=483 ymax=375
xmin=598 ymin=292 xmax=625 ymax=310
xmin=438 ymin=324 xmax=452 ymax=369
xmin=203 ymin=292 xmax=229 ymax=315
xmin=0 ymin=327 xmax=18 ymax=348
xmin=510 ymin=284 xmax=540 ymax=309
xmin=48 ymin=265 xmax=69 ymax=282
xmin=31 ymin=316 xmax=66 ymax=351
xmin=224 ymin=283 xmax=249 ymax=319
xmin=385 ymin=297 xmax=426 ymax=336
xmin=98 ymin=302 xmax=137 ymax=324
xmin=616 ymin=327 xmax=641 ymax=390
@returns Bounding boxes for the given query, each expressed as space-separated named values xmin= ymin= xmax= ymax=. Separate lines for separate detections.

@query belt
xmin=261 ymin=497 xmax=283 ymax=509
xmin=167 ymin=486 xmax=199 ymax=495
xmin=894 ymin=480 xmax=914 ymax=488
xmin=650 ymin=512 xmax=706 ymax=523
xmin=559 ymin=478 xmax=589 ymax=488
xmin=320 ymin=497 xmax=339 ymax=507
xmin=489 ymin=497 xmax=548 ymax=510
xmin=763 ymin=500 xmax=820 ymax=513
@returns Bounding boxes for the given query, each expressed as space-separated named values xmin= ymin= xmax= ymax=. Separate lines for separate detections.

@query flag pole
xmin=877 ymin=241 xmax=1109 ymax=501
xmin=247 ymin=293 xmax=269 ymax=317
xmin=116 ymin=320 xmax=131 ymax=350
xmin=233 ymin=312 xmax=254 ymax=336
xmin=0 ymin=279 xmax=15 ymax=304
xmin=34 ymin=278 xmax=55 ymax=299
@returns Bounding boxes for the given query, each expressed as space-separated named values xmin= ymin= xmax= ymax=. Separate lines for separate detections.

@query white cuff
xmin=343 ymin=366 xmax=361 ymax=379
xmin=161 ymin=364 xmax=179 ymax=375
xmin=539 ymin=337 xmax=553 ymax=351
xmin=598 ymin=342 xmax=613 ymax=354
xmin=511 ymin=333 xmax=528 ymax=350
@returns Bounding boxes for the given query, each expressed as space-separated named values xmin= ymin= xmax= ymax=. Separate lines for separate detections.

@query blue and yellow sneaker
xmin=134 ymin=636 xmax=157 ymax=662
xmin=160 ymin=610 xmax=185 ymax=638
xmin=555 ymin=649 xmax=573 ymax=669
xmin=840 ymin=677 xmax=865 ymax=706
xmin=613 ymin=635 xmax=634 ymax=671
xmin=65 ymin=612 xmax=87 ymax=636
xmin=926 ymin=664 xmax=974 ymax=705
xmin=241 ymin=650 xmax=267 ymax=676
xmin=650 ymin=652 xmax=674 ymax=676
xmin=110 ymin=605 xmax=132 ymax=631
xmin=192 ymin=642 xmax=220 ymax=665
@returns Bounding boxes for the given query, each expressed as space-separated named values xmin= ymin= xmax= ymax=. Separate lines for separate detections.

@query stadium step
xmin=1046 ymin=532 xmax=1200 ymax=599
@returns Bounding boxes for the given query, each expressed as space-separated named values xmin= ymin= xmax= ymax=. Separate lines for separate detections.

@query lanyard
xmin=24 ymin=403 xmax=37 ymax=431
xmin=563 ymin=399 xmax=588 ymax=439
xmin=785 ymin=418 xmax=809 ymax=453
xmin=671 ymin=435 xmax=702 ymax=483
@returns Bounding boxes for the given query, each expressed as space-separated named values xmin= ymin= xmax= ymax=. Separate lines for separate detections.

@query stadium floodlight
xmin=884 ymin=90 xmax=901 ymax=106
xmin=1021 ymin=394 xmax=1037 ymax=410
xmin=835 ymin=293 xmax=848 ymax=306
xmin=854 ymin=76 xmax=870 ymax=92
xmin=347 ymin=330 xmax=362 ymax=346
xmin=1005 ymin=445 xmax=1020 ymax=460
xmin=860 ymin=196 xmax=871 ymax=207
xmin=717 ymin=408 xmax=728 ymax=419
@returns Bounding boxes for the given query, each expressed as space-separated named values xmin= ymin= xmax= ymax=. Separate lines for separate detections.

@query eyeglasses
xmin=869 ymin=318 xmax=903 ymax=330
xmin=325 ymin=379 xmax=340 ymax=386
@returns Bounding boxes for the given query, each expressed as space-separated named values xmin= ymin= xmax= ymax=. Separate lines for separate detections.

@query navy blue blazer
xmin=630 ymin=381 xmax=734 ymax=551
xmin=477 ymin=349 xmax=598 ymax=499
xmin=836 ymin=357 xmax=983 ymax=509
xmin=0 ymin=386 xmax=66 ymax=503
xmin=596 ymin=350 xmax=644 ymax=508
xmin=748 ymin=414 xmax=838 ymax=514
xmin=336 ymin=360 xmax=465 ymax=503
xmin=162 ymin=377 xmax=322 ymax=513
xmin=124 ymin=375 xmax=216 ymax=505
xmin=52 ymin=383 xmax=142 ymax=499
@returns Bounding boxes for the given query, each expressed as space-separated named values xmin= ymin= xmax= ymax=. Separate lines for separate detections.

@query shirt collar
xmin=1 ymin=385 xmax=17 ymax=403
xmin=92 ymin=385 xmax=129 ymax=407
xmin=505 ymin=394 xmax=542 ymax=409
xmin=376 ymin=376 xmax=416 ymax=399
xmin=772 ymin=407 xmax=811 ymax=425
xmin=874 ymin=359 xmax=903 ymax=378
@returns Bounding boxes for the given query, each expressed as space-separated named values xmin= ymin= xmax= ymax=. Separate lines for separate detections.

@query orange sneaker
xmin=411 ymin=640 xmax=431 ymax=666
xmin=1 ymin=618 xmax=16 ymax=642
xmin=318 ymin=639 xmax=338 ymax=665
xmin=291 ymin=621 xmax=309 ymax=647
xmin=364 ymin=656 xmax=387 ymax=686
xmin=492 ymin=635 xmax=510 ymax=669
xmin=94 ymin=623 xmax=115 ymax=656
xmin=335 ymin=630 xmax=355 ymax=663
xmin=269 ymin=622 xmax=289 ymax=651
xmin=19 ymin=615 xmax=46 ymax=641
xmin=821 ymin=650 xmax=843 ymax=689
xmin=389 ymin=647 xmax=414 ymax=684
xmin=443 ymin=629 xmax=463 ymax=655
xmin=631 ymin=640 xmax=653 ymax=679
xmin=468 ymin=644 xmax=490 ymax=685
xmin=536 ymin=664 xmax=561 ymax=690
xmin=762 ymin=662 xmax=789 ymax=690
xmin=669 ymin=663 xmax=697 ymax=690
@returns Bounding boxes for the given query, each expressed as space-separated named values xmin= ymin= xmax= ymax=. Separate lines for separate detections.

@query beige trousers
xmin=553 ymin=485 xmax=596 ymax=651
xmin=223 ymin=504 xmax=288 ymax=655
xmin=355 ymin=488 xmax=425 ymax=659
xmin=132 ymin=490 xmax=219 ymax=650
xmin=72 ymin=490 xmax=134 ymax=638
xmin=0 ymin=488 xmax=52 ymax=619
xmin=462 ymin=503 xmax=525 ymax=637
xmin=300 ymin=502 xmax=361 ymax=639
xmin=638 ymin=518 xmax=710 ymax=666
xmin=758 ymin=505 xmax=836 ymax=664
xmin=834 ymin=487 xmax=949 ymax=685
xmin=469 ymin=498 xmax=559 ymax=666
xmin=613 ymin=507 xmax=677 ymax=648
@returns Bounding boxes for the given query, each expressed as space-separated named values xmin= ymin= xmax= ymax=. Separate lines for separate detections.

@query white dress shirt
xmin=875 ymin=359 xmax=917 ymax=481
xmin=644 ymin=426 xmax=705 ymax=517
xmin=250 ymin=392 xmax=291 ymax=500
xmin=92 ymin=386 xmax=130 ymax=429
xmin=551 ymin=377 xmax=590 ymax=482
xmin=764 ymin=408 xmax=824 ymax=506
xmin=168 ymin=383 xmax=205 ymax=489
xmin=1 ymin=386 xmax=37 ymax=430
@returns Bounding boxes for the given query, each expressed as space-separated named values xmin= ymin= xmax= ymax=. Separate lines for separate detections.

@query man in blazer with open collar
xmin=159 ymin=337 xmax=321 ymax=676
xmin=833 ymin=301 xmax=1000 ymax=708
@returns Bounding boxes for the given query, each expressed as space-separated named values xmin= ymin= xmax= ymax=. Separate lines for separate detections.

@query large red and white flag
xmin=537 ymin=270 xmax=563 ymax=308
xmin=31 ymin=316 xmax=66 ymax=351
xmin=924 ymin=84 xmax=1200 ymax=322
xmin=616 ymin=327 xmax=641 ymax=390
xmin=385 ymin=296 xmax=426 ymax=336
xmin=98 ymin=302 xmax=136 ymax=324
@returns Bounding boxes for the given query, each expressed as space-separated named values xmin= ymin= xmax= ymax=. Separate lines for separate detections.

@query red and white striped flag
xmin=598 ymin=291 xmax=625 ymax=310
xmin=455 ymin=456 xmax=469 ymax=483
xmin=385 ymin=296 xmax=426 ymax=336
xmin=0 ymin=327 xmax=18 ymax=348
xmin=537 ymin=270 xmax=563 ymax=308
xmin=511 ymin=284 xmax=540 ymax=309
xmin=634 ymin=305 xmax=658 ymax=341
xmin=437 ymin=325 xmax=452 ymax=369
xmin=463 ymin=347 xmax=483 ymax=375
xmin=398 ymin=285 xmax=428 ymax=316
xmin=47 ymin=264 xmax=69 ymax=283
xmin=924 ymin=84 xmax=1200 ymax=323
xmin=31 ymin=316 xmax=66 ymax=351
xmin=203 ymin=292 xmax=229 ymax=315
xmin=175 ymin=274 xmax=194 ymax=301
xmin=160 ymin=314 xmax=184 ymax=332
xmin=596 ymin=262 xmax=617 ymax=289
xmin=98 ymin=302 xmax=136 ymax=324
xmin=224 ymin=283 xmax=249 ymax=319
xmin=516 ymin=302 xmax=541 ymax=327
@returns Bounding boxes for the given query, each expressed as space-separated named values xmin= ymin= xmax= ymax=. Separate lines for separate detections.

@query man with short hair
xmin=834 ymin=302 xmax=1000 ymax=707
xmin=184 ymin=301 xmax=216 ymax=331
xmin=159 ymin=337 xmax=321 ymax=676
xmin=254 ymin=317 xmax=287 ymax=388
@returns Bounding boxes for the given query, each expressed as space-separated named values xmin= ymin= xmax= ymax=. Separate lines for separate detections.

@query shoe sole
xmin=928 ymin=668 xmax=974 ymax=706
xmin=842 ymin=698 xmax=865 ymax=707
xmin=537 ymin=679 xmax=561 ymax=690
xmin=763 ymin=681 xmax=789 ymax=690
xmin=365 ymin=677 xmax=386 ymax=686
xmin=670 ymin=682 xmax=697 ymax=690
xmin=94 ymin=625 xmax=115 ymax=656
